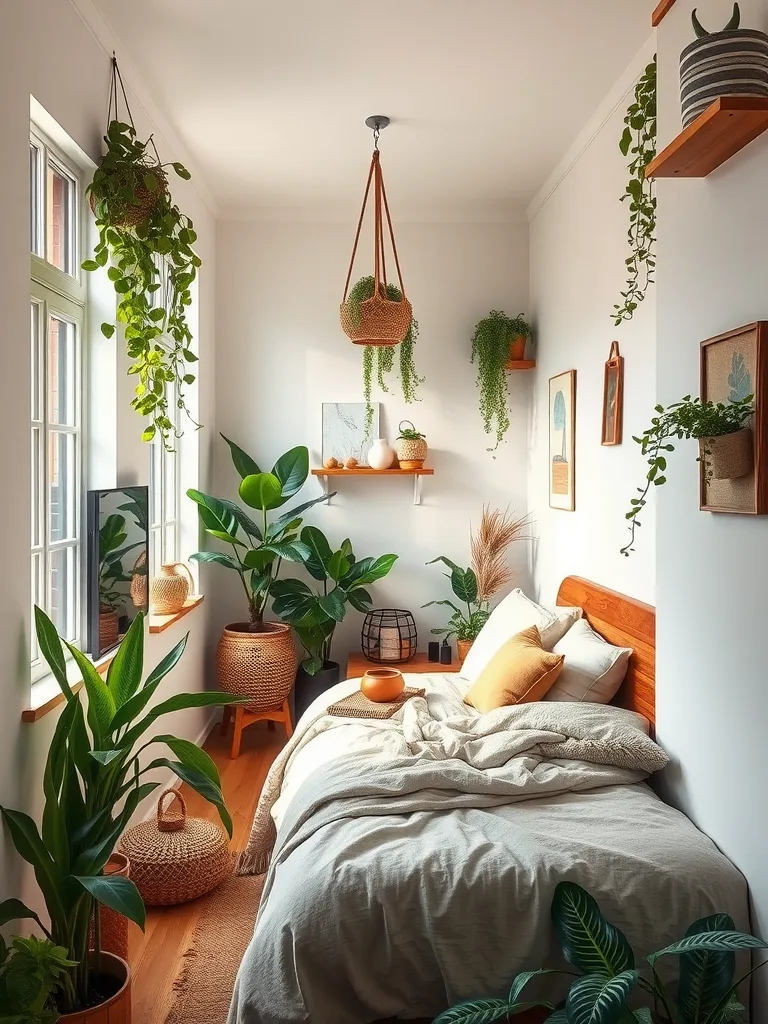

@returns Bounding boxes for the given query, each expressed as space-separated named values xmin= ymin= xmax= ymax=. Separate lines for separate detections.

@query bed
xmin=228 ymin=578 xmax=748 ymax=1024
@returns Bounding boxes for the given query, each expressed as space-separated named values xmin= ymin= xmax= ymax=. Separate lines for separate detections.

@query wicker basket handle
xmin=168 ymin=561 xmax=195 ymax=594
xmin=157 ymin=788 xmax=187 ymax=832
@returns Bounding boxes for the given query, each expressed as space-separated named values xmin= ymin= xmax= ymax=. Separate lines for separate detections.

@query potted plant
xmin=82 ymin=119 xmax=200 ymax=450
xmin=622 ymin=394 xmax=753 ymax=556
xmin=471 ymin=311 xmax=532 ymax=449
xmin=393 ymin=420 xmax=428 ymax=470
xmin=0 ymin=610 xmax=242 ymax=1021
xmin=435 ymin=880 xmax=768 ymax=1023
xmin=424 ymin=507 xmax=531 ymax=662
xmin=188 ymin=435 xmax=331 ymax=722
xmin=0 ymin=935 xmax=76 ymax=1023
xmin=271 ymin=528 xmax=398 ymax=719
xmin=98 ymin=513 xmax=143 ymax=648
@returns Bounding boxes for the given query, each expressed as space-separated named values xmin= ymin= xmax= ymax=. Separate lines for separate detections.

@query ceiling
xmin=92 ymin=0 xmax=655 ymax=220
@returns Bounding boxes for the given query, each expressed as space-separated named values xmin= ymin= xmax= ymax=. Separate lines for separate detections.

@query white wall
xmin=528 ymin=43 xmax=657 ymax=606
xmin=655 ymin=1 xmax=768 ymax=1016
xmin=0 ymin=0 xmax=217 ymax=914
xmin=212 ymin=220 xmax=531 ymax=664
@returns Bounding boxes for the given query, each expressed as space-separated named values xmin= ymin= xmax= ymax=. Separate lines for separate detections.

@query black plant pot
xmin=294 ymin=661 xmax=341 ymax=722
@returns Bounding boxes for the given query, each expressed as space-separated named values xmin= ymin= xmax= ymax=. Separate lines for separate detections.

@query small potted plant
xmin=471 ymin=311 xmax=532 ymax=449
xmin=394 ymin=420 xmax=428 ymax=469
xmin=0 ymin=935 xmax=76 ymax=1023
xmin=622 ymin=393 xmax=753 ymax=556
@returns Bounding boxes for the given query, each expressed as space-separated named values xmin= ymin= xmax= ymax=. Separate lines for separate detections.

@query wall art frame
xmin=549 ymin=369 xmax=576 ymax=511
xmin=601 ymin=341 xmax=624 ymax=446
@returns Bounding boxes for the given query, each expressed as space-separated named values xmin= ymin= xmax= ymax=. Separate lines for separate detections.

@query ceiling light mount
xmin=365 ymin=114 xmax=390 ymax=150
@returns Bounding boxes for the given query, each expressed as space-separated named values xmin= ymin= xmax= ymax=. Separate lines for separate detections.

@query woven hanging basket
xmin=89 ymin=164 xmax=168 ymax=229
xmin=118 ymin=789 xmax=231 ymax=907
xmin=340 ymin=149 xmax=411 ymax=347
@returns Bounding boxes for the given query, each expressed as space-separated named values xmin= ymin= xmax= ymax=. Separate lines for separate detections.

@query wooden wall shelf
xmin=652 ymin=0 xmax=676 ymax=26
xmin=647 ymin=97 xmax=768 ymax=179
xmin=311 ymin=467 xmax=434 ymax=505
xmin=505 ymin=359 xmax=536 ymax=371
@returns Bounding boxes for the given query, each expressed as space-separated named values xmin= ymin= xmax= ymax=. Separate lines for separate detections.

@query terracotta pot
xmin=360 ymin=667 xmax=405 ymax=702
xmin=58 ymin=952 xmax=131 ymax=1024
xmin=90 ymin=854 xmax=130 ymax=961
xmin=99 ymin=609 xmax=120 ymax=650
xmin=216 ymin=622 xmax=297 ymax=714
xmin=150 ymin=562 xmax=193 ymax=615
xmin=508 ymin=335 xmax=527 ymax=362
xmin=699 ymin=427 xmax=753 ymax=480
xmin=457 ymin=639 xmax=473 ymax=664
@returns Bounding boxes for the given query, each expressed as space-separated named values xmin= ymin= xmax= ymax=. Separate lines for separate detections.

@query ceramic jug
xmin=367 ymin=438 xmax=396 ymax=470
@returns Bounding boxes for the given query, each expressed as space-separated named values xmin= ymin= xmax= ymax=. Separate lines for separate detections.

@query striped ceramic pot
xmin=680 ymin=28 xmax=768 ymax=128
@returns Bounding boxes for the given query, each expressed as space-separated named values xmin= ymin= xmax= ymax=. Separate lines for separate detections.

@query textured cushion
xmin=546 ymin=619 xmax=632 ymax=704
xmin=460 ymin=589 xmax=581 ymax=682
xmin=464 ymin=626 xmax=565 ymax=713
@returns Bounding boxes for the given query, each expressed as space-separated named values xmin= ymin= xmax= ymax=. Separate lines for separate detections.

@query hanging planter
xmin=340 ymin=116 xmax=412 ymax=347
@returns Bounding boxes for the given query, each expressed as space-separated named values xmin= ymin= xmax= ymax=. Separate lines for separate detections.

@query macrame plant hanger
xmin=340 ymin=116 xmax=412 ymax=347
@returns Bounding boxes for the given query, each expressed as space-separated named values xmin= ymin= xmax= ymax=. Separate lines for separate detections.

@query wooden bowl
xmin=360 ymin=667 xmax=405 ymax=703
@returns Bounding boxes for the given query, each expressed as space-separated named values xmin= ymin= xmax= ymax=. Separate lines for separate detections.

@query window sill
xmin=22 ymin=596 xmax=205 ymax=722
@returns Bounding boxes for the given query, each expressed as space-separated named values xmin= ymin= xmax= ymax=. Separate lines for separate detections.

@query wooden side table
xmin=346 ymin=652 xmax=462 ymax=679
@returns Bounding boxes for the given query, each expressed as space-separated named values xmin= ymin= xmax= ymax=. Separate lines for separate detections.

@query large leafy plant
xmin=98 ymin=513 xmax=142 ymax=613
xmin=622 ymin=395 xmax=753 ymax=556
xmin=271 ymin=529 xmax=397 ymax=674
xmin=188 ymin=436 xmax=331 ymax=630
xmin=0 ymin=935 xmax=75 ymax=1024
xmin=436 ymin=880 xmax=767 ymax=1024
xmin=0 ymin=610 xmax=243 ymax=1013
xmin=83 ymin=119 xmax=200 ymax=450
xmin=471 ymin=311 xmax=531 ymax=450
xmin=423 ymin=557 xmax=490 ymax=644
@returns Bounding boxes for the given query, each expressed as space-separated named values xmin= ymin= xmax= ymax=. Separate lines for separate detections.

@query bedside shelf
xmin=312 ymin=467 xmax=434 ymax=505
xmin=647 ymin=97 xmax=768 ymax=179
xmin=505 ymin=359 xmax=536 ymax=371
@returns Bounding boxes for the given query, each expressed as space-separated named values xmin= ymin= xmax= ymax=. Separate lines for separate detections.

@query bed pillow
xmin=464 ymin=626 xmax=565 ymax=713
xmin=545 ymin=618 xmax=632 ymax=704
xmin=460 ymin=589 xmax=581 ymax=682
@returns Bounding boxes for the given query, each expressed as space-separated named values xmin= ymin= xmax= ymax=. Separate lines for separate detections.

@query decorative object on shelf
xmin=81 ymin=57 xmax=201 ymax=450
xmin=360 ymin=667 xmax=405 ymax=703
xmin=394 ymin=420 xmax=428 ymax=470
xmin=323 ymin=402 xmax=379 ymax=466
xmin=323 ymin=457 xmax=338 ymax=469
xmin=471 ymin=311 xmax=532 ymax=450
xmin=440 ymin=640 xmax=453 ymax=665
xmin=0 ymin=608 xmax=239 ymax=1020
xmin=614 ymin=56 xmax=656 ymax=326
xmin=601 ymin=342 xmax=625 ymax=446
xmin=312 ymin=466 xmax=434 ymax=505
xmin=361 ymin=609 xmax=417 ymax=664
xmin=428 ymin=641 xmax=440 ymax=662
xmin=367 ymin=436 xmax=396 ymax=470
xmin=457 ymin=639 xmax=473 ymax=663
xmin=340 ymin=116 xmax=411 ymax=347
xmin=150 ymin=561 xmax=194 ymax=615
xmin=119 ymin=789 xmax=231 ymax=907
xmin=549 ymin=370 xmax=576 ymax=511
xmin=0 ymin=936 xmax=76 ymax=1024
xmin=346 ymin=457 xmax=359 ymax=469
xmin=130 ymin=549 xmax=148 ymax=608
xmin=621 ymin=392 xmax=754 ymax=556
xmin=681 ymin=4 xmax=768 ymax=129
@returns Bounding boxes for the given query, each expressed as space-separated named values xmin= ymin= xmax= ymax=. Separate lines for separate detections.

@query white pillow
xmin=546 ymin=618 xmax=632 ymax=704
xmin=460 ymin=589 xmax=581 ymax=682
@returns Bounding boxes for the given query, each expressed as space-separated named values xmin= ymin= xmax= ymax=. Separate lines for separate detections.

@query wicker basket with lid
xmin=118 ymin=789 xmax=231 ymax=906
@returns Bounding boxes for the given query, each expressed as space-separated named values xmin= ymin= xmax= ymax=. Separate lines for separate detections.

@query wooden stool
xmin=221 ymin=701 xmax=293 ymax=759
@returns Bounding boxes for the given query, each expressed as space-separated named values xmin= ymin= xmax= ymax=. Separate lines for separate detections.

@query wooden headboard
xmin=556 ymin=577 xmax=656 ymax=727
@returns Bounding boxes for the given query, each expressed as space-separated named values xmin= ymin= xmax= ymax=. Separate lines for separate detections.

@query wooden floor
xmin=128 ymin=721 xmax=285 ymax=1024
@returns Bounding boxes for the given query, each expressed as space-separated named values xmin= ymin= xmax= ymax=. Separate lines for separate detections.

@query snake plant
xmin=692 ymin=3 xmax=740 ymax=37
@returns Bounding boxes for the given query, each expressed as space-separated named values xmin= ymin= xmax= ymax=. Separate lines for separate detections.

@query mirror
xmin=86 ymin=486 xmax=149 ymax=657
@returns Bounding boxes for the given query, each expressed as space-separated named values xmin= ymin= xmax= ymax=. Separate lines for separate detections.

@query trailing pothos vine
xmin=613 ymin=57 xmax=657 ymax=326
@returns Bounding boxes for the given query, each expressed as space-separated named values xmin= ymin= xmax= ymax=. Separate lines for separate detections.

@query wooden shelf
xmin=149 ymin=595 xmax=205 ymax=634
xmin=312 ymin=467 xmax=434 ymax=505
xmin=647 ymin=97 xmax=768 ymax=179
xmin=652 ymin=0 xmax=676 ymax=26
xmin=505 ymin=359 xmax=536 ymax=371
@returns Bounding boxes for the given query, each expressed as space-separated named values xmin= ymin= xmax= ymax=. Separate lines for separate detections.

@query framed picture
xmin=549 ymin=370 xmax=576 ymax=511
xmin=700 ymin=322 xmax=768 ymax=515
xmin=601 ymin=341 xmax=624 ymax=446
xmin=322 ymin=403 xmax=379 ymax=466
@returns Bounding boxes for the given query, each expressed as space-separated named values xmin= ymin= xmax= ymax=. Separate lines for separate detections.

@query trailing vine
xmin=613 ymin=57 xmax=657 ymax=326
xmin=471 ymin=311 xmax=530 ymax=451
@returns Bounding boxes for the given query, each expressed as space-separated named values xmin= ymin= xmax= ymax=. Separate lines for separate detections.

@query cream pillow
xmin=460 ymin=589 xmax=581 ymax=682
xmin=464 ymin=626 xmax=564 ymax=713
xmin=546 ymin=618 xmax=632 ymax=704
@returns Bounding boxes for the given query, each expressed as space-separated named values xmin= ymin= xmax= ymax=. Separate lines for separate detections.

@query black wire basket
xmin=361 ymin=609 xmax=418 ymax=663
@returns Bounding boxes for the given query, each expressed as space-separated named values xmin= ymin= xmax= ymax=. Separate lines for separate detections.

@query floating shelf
xmin=505 ymin=359 xmax=536 ymax=371
xmin=647 ymin=97 xmax=768 ymax=179
xmin=652 ymin=0 xmax=676 ymax=26
xmin=312 ymin=467 xmax=434 ymax=505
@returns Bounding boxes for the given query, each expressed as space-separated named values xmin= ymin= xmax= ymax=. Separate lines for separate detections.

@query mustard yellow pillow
xmin=464 ymin=625 xmax=564 ymax=713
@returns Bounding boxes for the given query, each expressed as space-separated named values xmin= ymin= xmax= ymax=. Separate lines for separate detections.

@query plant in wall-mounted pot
xmin=622 ymin=394 xmax=754 ymax=556
xmin=471 ymin=311 xmax=532 ymax=450
xmin=271 ymin=529 xmax=397 ymax=720
xmin=394 ymin=420 xmax=428 ymax=470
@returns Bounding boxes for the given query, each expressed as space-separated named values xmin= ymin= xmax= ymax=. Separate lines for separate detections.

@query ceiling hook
xmin=365 ymin=114 xmax=391 ymax=151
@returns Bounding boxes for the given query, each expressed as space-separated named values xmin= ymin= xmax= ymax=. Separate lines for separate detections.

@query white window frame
xmin=30 ymin=125 xmax=86 ymax=679
xmin=150 ymin=384 xmax=182 ymax=575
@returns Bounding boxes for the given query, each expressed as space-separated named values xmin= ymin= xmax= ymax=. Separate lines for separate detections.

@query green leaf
xmin=347 ymin=587 xmax=373 ymax=613
xmin=508 ymin=970 xmax=561 ymax=1005
xmin=427 ymin=555 xmax=463 ymax=574
xmin=151 ymin=735 xmax=222 ymax=788
xmin=34 ymin=607 xmax=72 ymax=701
xmin=172 ymin=161 xmax=191 ymax=180
xmin=217 ymin=499 xmax=263 ymax=540
xmin=271 ymin=446 xmax=309 ymax=498
xmin=65 ymin=643 xmax=116 ymax=744
xmin=552 ymin=881 xmax=635 ymax=978
xmin=318 ymin=589 xmax=346 ymax=623
xmin=0 ymin=809 xmax=66 ymax=925
xmin=271 ymin=579 xmax=314 ymax=598
xmin=344 ymin=554 xmax=398 ymax=588
xmin=81 ymin=259 xmax=100 ymax=272
xmin=239 ymin=472 xmax=283 ymax=511
xmin=566 ymin=971 xmax=638 ymax=1024
xmin=432 ymin=999 xmax=518 ymax=1024
xmin=300 ymin=525 xmax=333 ymax=580
xmin=187 ymin=489 xmax=238 ymax=537
xmin=678 ymin=915 xmax=736 ymax=1024
xmin=142 ymin=425 xmax=156 ymax=443
xmin=451 ymin=567 xmax=478 ymax=604
xmin=328 ymin=550 xmax=352 ymax=582
xmin=220 ymin=434 xmax=260 ymax=479
xmin=190 ymin=551 xmax=240 ymax=570
xmin=0 ymin=899 xmax=48 ymax=937
xmin=101 ymin=322 xmax=116 ymax=338
xmin=267 ymin=493 xmax=332 ymax=541
xmin=120 ymin=691 xmax=244 ymax=751
xmin=263 ymin=540 xmax=311 ymax=563
xmin=110 ymin=633 xmax=189 ymax=733
xmin=106 ymin=612 xmax=144 ymax=708
xmin=73 ymin=875 xmax=145 ymax=931
xmin=648 ymin=931 xmax=768 ymax=964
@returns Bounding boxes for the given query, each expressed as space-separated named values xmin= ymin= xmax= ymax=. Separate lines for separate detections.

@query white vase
xmin=367 ymin=438 xmax=396 ymax=470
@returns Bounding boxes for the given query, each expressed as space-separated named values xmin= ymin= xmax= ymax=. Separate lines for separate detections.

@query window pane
xmin=30 ymin=143 xmax=41 ymax=256
xmin=164 ymin=449 xmax=177 ymax=521
xmin=46 ymin=162 xmax=75 ymax=274
xmin=150 ymin=526 xmax=163 ymax=575
xmin=49 ymin=431 xmax=77 ymax=542
xmin=164 ymin=524 xmax=178 ymax=567
xmin=48 ymin=316 xmax=77 ymax=426
xmin=150 ymin=442 xmax=162 ymax=527
xmin=31 ymin=553 xmax=42 ymax=662
xmin=49 ymin=545 xmax=77 ymax=643
xmin=31 ymin=427 xmax=42 ymax=549
xmin=31 ymin=302 xmax=42 ymax=421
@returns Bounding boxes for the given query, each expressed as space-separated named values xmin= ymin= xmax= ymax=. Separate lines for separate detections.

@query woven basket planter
xmin=89 ymin=165 xmax=168 ymax=228
xmin=340 ymin=288 xmax=412 ymax=347
xmin=680 ymin=29 xmax=768 ymax=128
xmin=99 ymin=609 xmax=120 ymax=650
xmin=394 ymin=424 xmax=428 ymax=471
xmin=217 ymin=621 xmax=297 ymax=713
xmin=699 ymin=426 xmax=753 ymax=480
xmin=130 ymin=550 xmax=147 ymax=609
xmin=457 ymin=639 xmax=473 ymax=664
xmin=119 ymin=790 xmax=230 ymax=907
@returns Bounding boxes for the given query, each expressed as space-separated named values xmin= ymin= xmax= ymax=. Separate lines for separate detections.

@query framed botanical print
xmin=549 ymin=370 xmax=576 ymax=511
xmin=601 ymin=342 xmax=624 ymax=446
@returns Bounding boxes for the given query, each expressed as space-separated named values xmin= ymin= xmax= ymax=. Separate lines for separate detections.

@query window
xmin=30 ymin=127 xmax=85 ymax=674
xmin=149 ymin=393 xmax=181 ymax=575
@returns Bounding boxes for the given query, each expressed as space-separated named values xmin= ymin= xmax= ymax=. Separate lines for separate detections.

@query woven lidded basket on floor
xmin=118 ymin=789 xmax=231 ymax=906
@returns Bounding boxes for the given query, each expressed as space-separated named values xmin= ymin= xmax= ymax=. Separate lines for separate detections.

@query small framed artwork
xmin=601 ymin=341 xmax=624 ymax=446
xmin=549 ymin=370 xmax=576 ymax=511
xmin=322 ymin=402 xmax=380 ymax=466
xmin=700 ymin=322 xmax=768 ymax=515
